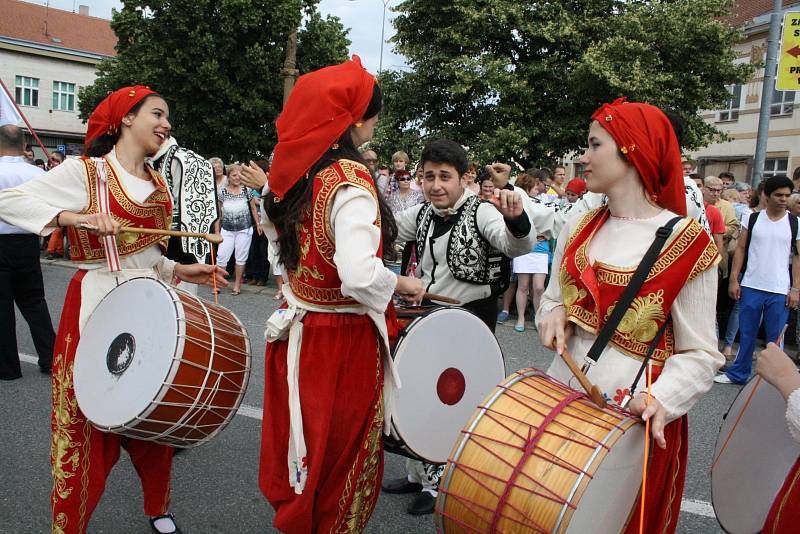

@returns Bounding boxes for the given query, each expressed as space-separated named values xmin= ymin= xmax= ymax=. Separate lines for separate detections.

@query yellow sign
xmin=777 ymin=12 xmax=800 ymax=90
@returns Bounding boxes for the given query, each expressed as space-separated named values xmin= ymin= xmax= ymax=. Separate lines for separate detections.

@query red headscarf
xmin=85 ymin=85 xmax=157 ymax=148
xmin=565 ymin=178 xmax=587 ymax=196
xmin=269 ymin=56 xmax=376 ymax=199
xmin=591 ymin=97 xmax=686 ymax=216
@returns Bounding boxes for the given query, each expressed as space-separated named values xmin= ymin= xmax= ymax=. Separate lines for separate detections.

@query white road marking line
xmin=680 ymin=498 xmax=716 ymax=518
xmin=19 ymin=354 xmax=719 ymax=518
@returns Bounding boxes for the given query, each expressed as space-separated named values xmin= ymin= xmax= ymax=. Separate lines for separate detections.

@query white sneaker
xmin=714 ymin=374 xmax=734 ymax=384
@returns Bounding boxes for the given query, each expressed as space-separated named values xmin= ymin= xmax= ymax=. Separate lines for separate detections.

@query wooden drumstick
xmin=423 ymin=292 xmax=461 ymax=305
xmin=559 ymin=348 xmax=607 ymax=409
xmin=119 ymin=226 xmax=223 ymax=244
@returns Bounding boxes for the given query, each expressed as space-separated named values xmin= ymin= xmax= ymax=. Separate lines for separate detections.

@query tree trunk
xmin=281 ymin=28 xmax=299 ymax=107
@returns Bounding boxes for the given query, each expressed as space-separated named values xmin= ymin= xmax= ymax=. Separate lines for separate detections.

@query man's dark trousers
xmin=0 ymin=233 xmax=56 ymax=379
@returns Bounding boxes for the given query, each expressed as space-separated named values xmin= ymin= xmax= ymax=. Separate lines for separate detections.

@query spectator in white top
xmin=0 ymin=124 xmax=56 ymax=378
xmin=716 ymin=176 xmax=800 ymax=384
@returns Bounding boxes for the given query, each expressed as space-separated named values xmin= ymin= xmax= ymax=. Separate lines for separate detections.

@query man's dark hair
xmin=535 ymin=168 xmax=553 ymax=181
xmin=554 ymin=164 xmax=566 ymax=172
xmin=420 ymin=139 xmax=468 ymax=177
xmin=793 ymin=166 xmax=800 ymax=182
xmin=378 ymin=164 xmax=389 ymax=171
xmin=0 ymin=124 xmax=24 ymax=151
xmin=719 ymin=171 xmax=735 ymax=181
xmin=764 ymin=175 xmax=793 ymax=196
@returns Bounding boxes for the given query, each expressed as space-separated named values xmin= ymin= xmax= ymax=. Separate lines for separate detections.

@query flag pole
xmin=0 ymin=77 xmax=50 ymax=158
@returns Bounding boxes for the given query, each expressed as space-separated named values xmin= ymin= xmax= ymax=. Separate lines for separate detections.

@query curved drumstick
xmin=78 ymin=222 xmax=223 ymax=244
xmin=423 ymin=292 xmax=461 ymax=305
xmin=120 ymin=226 xmax=223 ymax=244
xmin=560 ymin=348 xmax=607 ymax=408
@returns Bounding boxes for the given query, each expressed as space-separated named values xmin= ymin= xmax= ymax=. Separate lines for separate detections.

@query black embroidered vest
xmin=415 ymin=195 xmax=509 ymax=290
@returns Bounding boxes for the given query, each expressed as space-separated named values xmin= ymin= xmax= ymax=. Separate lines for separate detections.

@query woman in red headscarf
xmin=536 ymin=99 xmax=724 ymax=533
xmin=0 ymin=86 xmax=225 ymax=534
xmin=257 ymin=57 xmax=424 ymax=533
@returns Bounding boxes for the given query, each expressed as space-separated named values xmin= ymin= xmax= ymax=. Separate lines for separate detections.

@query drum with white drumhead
xmin=712 ymin=376 xmax=800 ymax=533
xmin=73 ymin=277 xmax=251 ymax=448
xmin=385 ymin=306 xmax=506 ymax=464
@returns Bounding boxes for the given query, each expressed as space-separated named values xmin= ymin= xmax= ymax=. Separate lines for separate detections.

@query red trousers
xmin=763 ymin=456 xmax=800 ymax=533
xmin=259 ymin=312 xmax=384 ymax=534
xmin=51 ymin=271 xmax=173 ymax=534
xmin=623 ymin=415 xmax=688 ymax=534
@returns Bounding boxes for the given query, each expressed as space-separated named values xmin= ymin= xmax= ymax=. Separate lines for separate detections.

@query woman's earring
xmin=355 ymin=122 xmax=364 ymax=128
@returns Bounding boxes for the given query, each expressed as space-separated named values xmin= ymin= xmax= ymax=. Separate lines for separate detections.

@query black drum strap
xmin=581 ymin=216 xmax=682 ymax=373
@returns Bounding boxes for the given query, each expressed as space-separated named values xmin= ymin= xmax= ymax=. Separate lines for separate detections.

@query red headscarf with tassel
xmin=85 ymin=85 xmax=157 ymax=148
xmin=591 ymin=98 xmax=686 ymax=216
xmin=269 ymin=56 xmax=376 ymax=199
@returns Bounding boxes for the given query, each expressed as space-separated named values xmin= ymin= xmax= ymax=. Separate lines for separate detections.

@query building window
xmin=15 ymin=76 xmax=39 ymax=107
xmin=771 ymin=89 xmax=795 ymax=116
xmin=52 ymin=81 xmax=76 ymax=111
xmin=718 ymin=85 xmax=741 ymax=121
xmin=764 ymin=157 xmax=789 ymax=179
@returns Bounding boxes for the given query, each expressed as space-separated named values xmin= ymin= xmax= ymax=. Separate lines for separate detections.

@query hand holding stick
xmin=559 ymin=348 xmax=607 ymax=408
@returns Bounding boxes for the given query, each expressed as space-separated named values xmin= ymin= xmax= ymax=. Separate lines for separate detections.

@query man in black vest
xmin=383 ymin=139 xmax=537 ymax=515
xmin=393 ymin=139 xmax=537 ymax=331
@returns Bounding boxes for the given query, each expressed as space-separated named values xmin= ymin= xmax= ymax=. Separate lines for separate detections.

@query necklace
xmin=609 ymin=210 xmax=663 ymax=221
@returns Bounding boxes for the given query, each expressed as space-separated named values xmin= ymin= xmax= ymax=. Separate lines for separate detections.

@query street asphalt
xmin=0 ymin=260 xmax=750 ymax=533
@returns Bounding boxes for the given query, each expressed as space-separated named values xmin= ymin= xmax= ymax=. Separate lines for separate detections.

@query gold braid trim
xmin=333 ymin=344 xmax=384 ymax=533
xmin=71 ymin=158 xmax=170 ymax=262
xmin=313 ymin=159 xmax=381 ymax=267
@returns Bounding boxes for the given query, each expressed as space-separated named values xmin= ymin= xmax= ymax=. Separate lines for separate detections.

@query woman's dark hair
xmin=265 ymin=83 xmax=397 ymax=272
xmin=84 ymin=93 xmax=162 ymax=157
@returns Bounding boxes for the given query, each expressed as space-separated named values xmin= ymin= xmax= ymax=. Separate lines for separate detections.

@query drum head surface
xmin=712 ymin=378 xmax=800 ymax=534
xmin=564 ymin=423 xmax=645 ymax=534
xmin=74 ymin=278 xmax=181 ymax=428
xmin=392 ymin=307 xmax=505 ymax=463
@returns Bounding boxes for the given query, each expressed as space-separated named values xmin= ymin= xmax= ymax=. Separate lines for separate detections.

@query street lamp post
xmin=348 ymin=0 xmax=391 ymax=74
xmin=378 ymin=0 xmax=390 ymax=74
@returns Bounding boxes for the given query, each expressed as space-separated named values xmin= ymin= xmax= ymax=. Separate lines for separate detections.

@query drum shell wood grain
xmin=119 ymin=292 xmax=250 ymax=446
xmin=436 ymin=368 xmax=643 ymax=534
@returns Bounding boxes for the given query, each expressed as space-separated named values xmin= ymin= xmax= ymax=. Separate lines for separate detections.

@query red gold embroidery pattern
xmin=69 ymin=158 xmax=171 ymax=263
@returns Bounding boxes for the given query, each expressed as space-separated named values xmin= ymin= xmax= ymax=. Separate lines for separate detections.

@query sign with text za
xmin=777 ymin=12 xmax=800 ymax=90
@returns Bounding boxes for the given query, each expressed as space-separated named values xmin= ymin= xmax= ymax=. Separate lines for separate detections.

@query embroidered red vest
xmin=67 ymin=157 xmax=172 ymax=263
xmin=561 ymin=207 xmax=719 ymax=365
xmin=287 ymin=159 xmax=383 ymax=307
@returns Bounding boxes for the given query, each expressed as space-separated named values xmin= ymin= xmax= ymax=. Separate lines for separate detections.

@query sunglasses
xmin=365 ymin=158 xmax=378 ymax=163
xmin=397 ymin=177 xmax=412 ymax=182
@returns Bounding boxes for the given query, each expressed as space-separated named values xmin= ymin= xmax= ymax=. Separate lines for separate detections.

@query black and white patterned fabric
xmin=415 ymin=195 xmax=501 ymax=286
xmin=150 ymin=138 xmax=219 ymax=261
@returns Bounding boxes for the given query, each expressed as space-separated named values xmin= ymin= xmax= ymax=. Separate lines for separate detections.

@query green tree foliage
xmin=78 ymin=0 xmax=350 ymax=161
xmin=381 ymin=0 xmax=753 ymax=168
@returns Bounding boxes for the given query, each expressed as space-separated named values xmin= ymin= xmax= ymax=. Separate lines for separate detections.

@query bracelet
xmin=791 ymin=287 xmax=800 ymax=293
xmin=55 ymin=212 xmax=63 ymax=228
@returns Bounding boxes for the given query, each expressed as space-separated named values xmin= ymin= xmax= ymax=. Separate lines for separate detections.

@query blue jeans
xmin=726 ymin=287 xmax=789 ymax=383
xmin=723 ymin=298 xmax=740 ymax=347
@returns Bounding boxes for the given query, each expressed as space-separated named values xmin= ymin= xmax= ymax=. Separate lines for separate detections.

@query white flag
xmin=0 ymin=84 xmax=23 ymax=126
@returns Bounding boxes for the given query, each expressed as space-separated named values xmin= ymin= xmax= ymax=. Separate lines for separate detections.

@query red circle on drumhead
xmin=437 ymin=368 xmax=466 ymax=406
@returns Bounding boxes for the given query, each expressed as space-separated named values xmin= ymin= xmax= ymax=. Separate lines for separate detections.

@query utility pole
xmin=752 ymin=0 xmax=783 ymax=186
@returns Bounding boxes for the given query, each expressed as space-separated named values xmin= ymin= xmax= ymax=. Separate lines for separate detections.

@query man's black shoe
xmin=407 ymin=492 xmax=436 ymax=515
xmin=381 ymin=477 xmax=423 ymax=494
